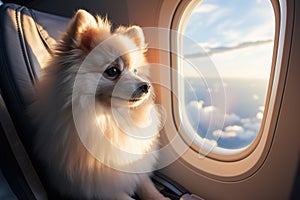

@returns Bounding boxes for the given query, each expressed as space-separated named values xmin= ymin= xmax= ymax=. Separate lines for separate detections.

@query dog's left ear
xmin=122 ymin=26 xmax=146 ymax=50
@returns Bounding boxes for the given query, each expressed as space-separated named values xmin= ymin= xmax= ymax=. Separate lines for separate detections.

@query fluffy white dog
xmin=33 ymin=9 xmax=168 ymax=200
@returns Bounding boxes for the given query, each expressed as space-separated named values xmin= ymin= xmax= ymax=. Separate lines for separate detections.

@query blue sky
xmin=180 ymin=0 xmax=275 ymax=150
xmin=183 ymin=0 xmax=275 ymax=79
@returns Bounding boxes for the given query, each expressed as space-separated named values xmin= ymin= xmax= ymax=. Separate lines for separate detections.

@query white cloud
xmin=253 ymin=94 xmax=260 ymax=100
xmin=242 ymin=117 xmax=261 ymax=132
xmin=194 ymin=134 xmax=218 ymax=148
xmin=213 ymin=125 xmax=246 ymax=139
xmin=193 ymin=3 xmax=218 ymax=14
xmin=186 ymin=101 xmax=215 ymax=130
xmin=225 ymin=125 xmax=244 ymax=132
xmin=213 ymin=123 xmax=258 ymax=140
xmin=213 ymin=129 xmax=237 ymax=139
xmin=185 ymin=39 xmax=273 ymax=58
xmin=256 ymin=112 xmax=264 ymax=120
xmin=186 ymin=100 xmax=264 ymax=143
xmin=238 ymin=130 xmax=257 ymax=140
xmin=186 ymin=101 xmax=241 ymax=133
xmin=224 ymin=113 xmax=240 ymax=126
xmin=258 ymin=106 xmax=265 ymax=112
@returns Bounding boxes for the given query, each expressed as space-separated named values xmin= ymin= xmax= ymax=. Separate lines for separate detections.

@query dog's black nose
xmin=139 ymin=82 xmax=150 ymax=94
xmin=131 ymin=82 xmax=150 ymax=100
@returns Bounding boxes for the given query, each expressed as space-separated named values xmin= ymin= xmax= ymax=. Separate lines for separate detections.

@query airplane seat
xmin=0 ymin=2 xmax=69 ymax=149
xmin=0 ymin=3 xmax=69 ymax=199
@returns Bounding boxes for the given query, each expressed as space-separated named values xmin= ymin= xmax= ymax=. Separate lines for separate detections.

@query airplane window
xmin=177 ymin=0 xmax=275 ymax=155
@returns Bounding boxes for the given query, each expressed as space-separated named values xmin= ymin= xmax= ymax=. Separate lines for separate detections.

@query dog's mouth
xmin=96 ymin=82 xmax=151 ymax=107
xmin=96 ymin=93 xmax=148 ymax=106
xmin=110 ymin=91 xmax=150 ymax=106
xmin=111 ymin=96 xmax=142 ymax=103
xmin=112 ymin=84 xmax=150 ymax=107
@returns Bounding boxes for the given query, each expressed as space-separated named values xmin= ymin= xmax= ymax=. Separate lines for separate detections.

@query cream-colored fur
xmin=33 ymin=10 xmax=169 ymax=200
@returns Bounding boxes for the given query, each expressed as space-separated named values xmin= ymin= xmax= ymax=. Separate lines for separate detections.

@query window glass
xmin=179 ymin=0 xmax=275 ymax=152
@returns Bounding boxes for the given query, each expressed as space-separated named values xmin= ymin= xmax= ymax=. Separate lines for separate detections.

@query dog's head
xmin=55 ymin=10 xmax=152 ymax=108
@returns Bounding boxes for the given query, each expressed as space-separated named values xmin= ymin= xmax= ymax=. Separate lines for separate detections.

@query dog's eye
xmin=104 ymin=66 xmax=121 ymax=80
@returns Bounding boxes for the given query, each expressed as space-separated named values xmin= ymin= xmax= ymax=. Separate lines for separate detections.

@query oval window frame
xmin=170 ymin=0 xmax=285 ymax=164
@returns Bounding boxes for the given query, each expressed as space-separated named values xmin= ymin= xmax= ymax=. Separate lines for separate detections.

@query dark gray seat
xmin=0 ymin=3 xmax=69 ymax=199
xmin=0 ymin=3 xmax=69 ymax=150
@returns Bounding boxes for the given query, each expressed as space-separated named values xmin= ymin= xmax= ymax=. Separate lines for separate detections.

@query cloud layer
xmin=184 ymin=39 xmax=273 ymax=58
xmin=186 ymin=99 xmax=264 ymax=149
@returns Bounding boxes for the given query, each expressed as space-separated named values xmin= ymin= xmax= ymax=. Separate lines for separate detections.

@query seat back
xmin=0 ymin=3 xmax=69 ymax=151
xmin=0 ymin=3 xmax=70 ymax=199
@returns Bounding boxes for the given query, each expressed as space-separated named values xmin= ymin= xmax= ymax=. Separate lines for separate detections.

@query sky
xmin=180 ymin=0 xmax=276 ymax=150
xmin=183 ymin=0 xmax=275 ymax=79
